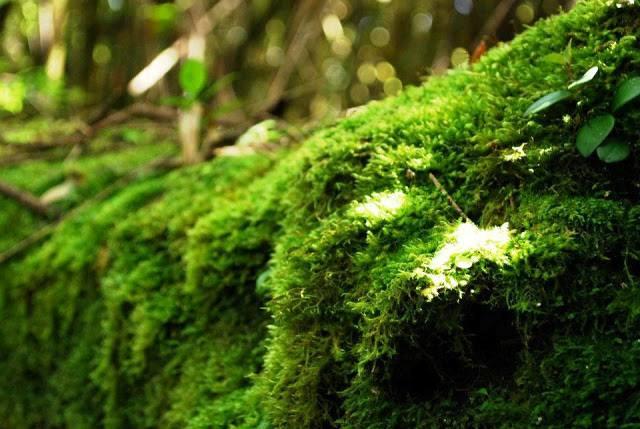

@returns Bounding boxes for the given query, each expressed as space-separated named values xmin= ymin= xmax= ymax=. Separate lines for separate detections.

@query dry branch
xmin=0 ymin=156 xmax=181 ymax=265
xmin=472 ymin=0 xmax=518 ymax=48
xmin=428 ymin=172 xmax=471 ymax=223
xmin=0 ymin=103 xmax=177 ymax=152
xmin=0 ymin=180 xmax=53 ymax=218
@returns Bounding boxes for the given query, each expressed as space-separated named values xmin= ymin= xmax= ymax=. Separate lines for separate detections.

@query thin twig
xmin=0 ymin=224 xmax=55 ymax=265
xmin=472 ymin=0 xmax=518 ymax=48
xmin=0 ymin=156 xmax=181 ymax=265
xmin=428 ymin=172 xmax=471 ymax=223
xmin=0 ymin=180 xmax=53 ymax=218
xmin=0 ymin=103 xmax=177 ymax=152
xmin=92 ymin=102 xmax=176 ymax=130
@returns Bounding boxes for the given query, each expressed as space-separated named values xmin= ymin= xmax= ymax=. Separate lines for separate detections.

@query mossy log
xmin=1 ymin=1 xmax=640 ymax=427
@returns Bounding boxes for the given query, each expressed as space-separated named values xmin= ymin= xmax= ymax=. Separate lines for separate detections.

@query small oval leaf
xmin=524 ymin=90 xmax=572 ymax=116
xmin=568 ymin=66 xmax=599 ymax=90
xmin=596 ymin=138 xmax=630 ymax=163
xmin=543 ymin=53 xmax=568 ymax=65
xmin=612 ymin=77 xmax=640 ymax=112
xmin=179 ymin=59 xmax=207 ymax=96
xmin=576 ymin=114 xmax=615 ymax=157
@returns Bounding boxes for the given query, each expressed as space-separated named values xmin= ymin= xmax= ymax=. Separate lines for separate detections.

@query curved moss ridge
xmin=1 ymin=1 xmax=640 ymax=427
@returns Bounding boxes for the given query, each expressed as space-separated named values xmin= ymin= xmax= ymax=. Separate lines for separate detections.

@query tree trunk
xmin=179 ymin=7 xmax=206 ymax=165
xmin=43 ymin=0 xmax=69 ymax=81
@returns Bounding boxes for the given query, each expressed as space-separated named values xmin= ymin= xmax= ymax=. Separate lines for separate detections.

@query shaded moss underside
xmin=2 ymin=2 xmax=640 ymax=427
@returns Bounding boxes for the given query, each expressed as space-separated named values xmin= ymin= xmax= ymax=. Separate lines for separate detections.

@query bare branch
xmin=0 ymin=103 xmax=177 ymax=152
xmin=0 ymin=180 xmax=53 ymax=218
xmin=472 ymin=0 xmax=518 ymax=48
xmin=428 ymin=173 xmax=471 ymax=223
xmin=0 ymin=156 xmax=181 ymax=265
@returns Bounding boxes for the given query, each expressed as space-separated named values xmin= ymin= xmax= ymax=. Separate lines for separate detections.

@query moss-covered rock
xmin=1 ymin=1 xmax=640 ymax=427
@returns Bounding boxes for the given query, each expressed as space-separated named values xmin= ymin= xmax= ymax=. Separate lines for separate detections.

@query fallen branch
xmin=0 ymin=156 xmax=181 ymax=265
xmin=0 ymin=180 xmax=53 ymax=218
xmin=1 ymin=102 xmax=177 ymax=152
xmin=0 ymin=133 xmax=83 ymax=151
xmin=92 ymin=102 xmax=176 ymax=130
xmin=0 ymin=151 xmax=63 ymax=167
xmin=0 ymin=223 xmax=55 ymax=265
xmin=428 ymin=172 xmax=471 ymax=223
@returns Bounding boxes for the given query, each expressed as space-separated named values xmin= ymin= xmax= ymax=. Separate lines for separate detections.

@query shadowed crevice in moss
xmin=383 ymin=302 xmax=521 ymax=403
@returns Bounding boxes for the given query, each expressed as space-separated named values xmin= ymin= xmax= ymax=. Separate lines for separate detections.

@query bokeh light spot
xmin=357 ymin=63 xmax=377 ymax=85
xmin=265 ymin=46 xmax=284 ymax=67
xmin=516 ymin=2 xmax=536 ymax=23
xmin=412 ymin=13 xmax=433 ymax=34
xmin=370 ymin=27 xmax=390 ymax=47
xmin=334 ymin=0 xmax=350 ymax=19
xmin=226 ymin=26 xmax=247 ymax=46
xmin=108 ymin=0 xmax=124 ymax=11
xmin=376 ymin=61 xmax=395 ymax=81
xmin=322 ymin=14 xmax=343 ymax=40
xmin=383 ymin=77 xmax=403 ymax=96
xmin=331 ymin=36 xmax=352 ymax=57
xmin=451 ymin=47 xmax=469 ymax=67
xmin=92 ymin=44 xmax=112 ymax=65
xmin=454 ymin=0 xmax=474 ymax=15
xmin=350 ymin=83 xmax=370 ymax=104
xmin=324 ymin=61 xmax=349 ymax=90
xmin=265 ymin=19 xmax=285 ymax=38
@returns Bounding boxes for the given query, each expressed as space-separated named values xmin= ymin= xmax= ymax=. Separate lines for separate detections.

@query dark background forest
xmin=0 ymin=0 xmax=573 ymax=127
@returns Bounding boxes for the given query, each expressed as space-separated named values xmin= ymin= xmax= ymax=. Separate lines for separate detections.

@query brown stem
xmin=0 ymin=180 xmax=53 ymax=218
xmin=0 ymin=156 xmax=181 ymax=265
xmin=472 ymin=0 xmax=518 ymax=48
xmin=428 ymin=173 xmax=471 ymax=223
xmin=1 ymin=102 xmax=177 ymax=152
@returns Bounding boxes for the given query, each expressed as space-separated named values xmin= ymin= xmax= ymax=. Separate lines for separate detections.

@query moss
xmin=1 ymin=1 xmax=640 ymax=427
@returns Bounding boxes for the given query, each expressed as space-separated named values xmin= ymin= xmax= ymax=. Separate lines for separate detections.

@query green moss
xmin=1 ymin=1 xmax=640 ymax=427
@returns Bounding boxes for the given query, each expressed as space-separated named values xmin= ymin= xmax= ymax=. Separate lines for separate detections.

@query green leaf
xmin=568 ymin=66 xmax=598 ymax=90
xmin=576 ymin=114 xmax=615 ymax=157
xmin=543 ymin=53 xmax=568 ymax=65
xmin=160 ymin=95 xmax=193 ymax=109
xmin=256 ymin=269 xmax=272 ymax=295
xmin=121 ymin=128 xmax=145 ymax=144
xmin=524 ymin=90 xmax=572 ymax=116
xmin=612 ymin=77 xmax=640 ymax=112
xmin=476 ymin=388 xmax=489 ymax=396
xmin=179 ymin=59 xmax=207 ymax=97
xmin=200 ymin=73 xmax=236 ymax=101
xmin=596 ymin=138 xmax=630 ymax=163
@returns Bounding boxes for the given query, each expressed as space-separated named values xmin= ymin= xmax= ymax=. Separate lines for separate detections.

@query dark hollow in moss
xmin=384 ymin=302 xmax=522 ymax=403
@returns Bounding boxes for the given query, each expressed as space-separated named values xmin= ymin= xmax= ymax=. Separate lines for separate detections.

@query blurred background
xmin=0 ymin=0 xmax=575 ymax=123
